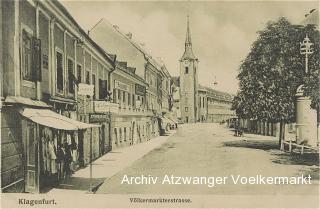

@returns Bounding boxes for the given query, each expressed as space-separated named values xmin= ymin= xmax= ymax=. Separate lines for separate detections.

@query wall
xmin=1 ymin=107 xmax=24 ymax=192
xmin=39 ymin=12 xmax=50 ymax=95
xmin=180 ymin=60 xmax=197 ymax=123
xmin=2 ymin=0 xmax=16 ymax=97
xmin=89 ymin=20 xmax=146 ymax=79
xmin=19 ymin=0 xmax=37 ymax=99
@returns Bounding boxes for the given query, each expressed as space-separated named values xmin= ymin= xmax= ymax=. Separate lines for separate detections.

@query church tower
xmin=179 ymin=16 xmax=199 ymax=123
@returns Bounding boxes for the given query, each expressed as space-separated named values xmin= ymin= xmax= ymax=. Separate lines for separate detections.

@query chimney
xmin=126 ymin=32 xmax=132 ymax=39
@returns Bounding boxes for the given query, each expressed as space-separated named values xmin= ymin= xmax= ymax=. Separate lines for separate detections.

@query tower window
xmin=185 ymin=67 xmax=189 ymax=74
xmin=185 ymin=107 xmax=188 ymax=112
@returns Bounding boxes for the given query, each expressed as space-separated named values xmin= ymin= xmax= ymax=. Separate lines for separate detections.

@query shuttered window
xmin=56 ymin=51 xmax=63 ymax=91
xmin=99 ymin=79 xmax=108 ymax=100
xmin=68 ymin=59 xmax=74 ymax=93
xmin=77 ymin=65 xmax=82 ymax=83
xmin=22 ymin=30 xmax=33 ymax=81
xmin=21 ymin=30 xmax=41 ymax=82
xmin=92 ymin=74 xmax=96 ymax=99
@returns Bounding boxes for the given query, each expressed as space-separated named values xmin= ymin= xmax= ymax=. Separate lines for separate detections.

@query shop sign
xmin=93 ymin=101 xmax=119 ymax=113
xmin=135 ymin=84 xmax=146 ymax=96
xmin=115 ymin=80 xmax=129 ymax=91
xmin=78 ymin=83 xmax=94 ymax=96
xmin=89 ymin=114 xmax=107 ymax=123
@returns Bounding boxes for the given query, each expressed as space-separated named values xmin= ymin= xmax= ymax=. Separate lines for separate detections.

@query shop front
xmin=18 ymin=107 xmax=99 ymax=193
xmin=89 ymin=113 xmax=112 ymax=156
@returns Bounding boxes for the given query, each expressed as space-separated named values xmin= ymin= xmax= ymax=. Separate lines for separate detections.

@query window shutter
xmin=32 ymin=37 xmax=41 ymax=81
xmin=104 ymin=80 xmax=108 ymax=99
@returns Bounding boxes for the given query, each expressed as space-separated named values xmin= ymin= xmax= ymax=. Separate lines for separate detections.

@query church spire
xmin=185 ymin=15 xmax=192 ymax=46
xmin=181 ymin=15 xmax=197 ymax=60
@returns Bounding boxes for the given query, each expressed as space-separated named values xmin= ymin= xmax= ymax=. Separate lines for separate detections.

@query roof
xmin=171 ymin=76 xmax=180 ymax=87
xmin=115 ymin=61 xmax=147 ymax=85
xmin=50 ymin=0 xmax=115 ymax=65
xmin=198 ymin=84 xmax=234 ymax=102
xmin=91 ymin=18 xmax=168 ymax=74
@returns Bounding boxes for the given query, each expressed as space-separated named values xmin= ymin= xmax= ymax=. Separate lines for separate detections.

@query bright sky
xmin=61 ymin=0 xmax=317 ymax=94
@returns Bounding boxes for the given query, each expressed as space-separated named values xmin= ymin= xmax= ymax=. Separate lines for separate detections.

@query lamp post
xmin=300 ymin=34 xmax=314 ymax=74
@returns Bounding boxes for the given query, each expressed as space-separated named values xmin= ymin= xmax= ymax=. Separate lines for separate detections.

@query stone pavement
xmin=47 ymin=130 xmax=176 ymax=194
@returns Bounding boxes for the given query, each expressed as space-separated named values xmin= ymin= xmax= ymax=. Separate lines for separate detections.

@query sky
xmin=61 ymin=1 xmax=317 ymax=94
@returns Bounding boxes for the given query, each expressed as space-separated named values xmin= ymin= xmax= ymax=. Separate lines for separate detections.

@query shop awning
xmin=19 ymin=107 xmax=100 ymax=130
xmin=162 ymin=116 xmax=174 ymax=125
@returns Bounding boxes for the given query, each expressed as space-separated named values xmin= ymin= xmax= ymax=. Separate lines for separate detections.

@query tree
xmin=232 ymin=17 xmax=320 ymax=147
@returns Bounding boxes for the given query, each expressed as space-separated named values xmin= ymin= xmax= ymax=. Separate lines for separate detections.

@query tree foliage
xmin=232 ymin=17 xmax=320 ymax=123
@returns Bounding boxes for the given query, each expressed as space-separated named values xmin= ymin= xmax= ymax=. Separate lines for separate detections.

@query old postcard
xmin=0 ymin=0 xmax=319 ymax=208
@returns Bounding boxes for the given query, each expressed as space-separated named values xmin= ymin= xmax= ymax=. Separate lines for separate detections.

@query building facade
xmin=1 ymin=0 xmax=114 ymax=193
xmin=1 ymin=0 xmax=175 ymax=194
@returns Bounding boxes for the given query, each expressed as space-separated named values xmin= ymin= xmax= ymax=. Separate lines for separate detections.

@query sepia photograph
xmin=0 ymin=0 xmax=319 ymax=208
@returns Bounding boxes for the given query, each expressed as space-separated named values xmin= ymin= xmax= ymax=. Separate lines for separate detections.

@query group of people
xmin=41 ymin=128 xmax=80 ymax=186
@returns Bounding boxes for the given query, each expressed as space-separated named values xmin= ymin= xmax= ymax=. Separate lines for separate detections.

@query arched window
xmin=185 ymin=67 xmax=189 ymax=74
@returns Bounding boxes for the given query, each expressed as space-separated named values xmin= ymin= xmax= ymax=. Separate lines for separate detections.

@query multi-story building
xmin=199 ymin=85 xmax=235 ymax=123
xmin=110 ymin=60 xmax=152 ymax=149
xmin=1 ymin=0 xmax=175 ymax=194
xmin=0 ymin=0 xmax=116 ymax=193
xmin=89 ymin=19 xmax=174 ymax=138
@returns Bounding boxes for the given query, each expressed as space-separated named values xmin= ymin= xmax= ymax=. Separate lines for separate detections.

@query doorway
xmin=23 ymin=121 xmax=39 ymax=193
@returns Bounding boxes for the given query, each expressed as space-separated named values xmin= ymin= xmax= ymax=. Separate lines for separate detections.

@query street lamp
xmin=300 ymin=34 xmax=314 ymax=74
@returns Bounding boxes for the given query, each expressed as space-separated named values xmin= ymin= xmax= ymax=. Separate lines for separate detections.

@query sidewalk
xmin=47 ymin=130 xmax=176 ymax=194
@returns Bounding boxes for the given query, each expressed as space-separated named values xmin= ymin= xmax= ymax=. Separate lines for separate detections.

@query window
xmin=99 ymin=79 xmax=108 ymax=100
xmin=132 ymin=94 xmax=135 ymax=108
xmin=92 ymin=74 xmax=96 ymax=99
xmin=68 ymin=59 xmax=74 ymax=93
xmin=113 ymin=89 xmax=117 ymax=103
xmin=185 ymin=107 xmax=188 ymax=112
xmin=123 ymin=91 xmax=126 ymax=103
xmin=118 ymin=89 xmax=121 ymax=100
xmin=56 ymin=51 xmax=64 ymax=91
xmin=185 ymin=67 xmax=189 ymax=74
xmin=119 ymin=128 xmax=122 ymax=143
xmin=22 ymin=30 xmax=33 ymax=81
xmin=77 ymin=65 xmax=82 ymax=83
xmin=85 ymin=71 xmax=90 ymax=84
xmin=128 ymin=92 xmax=131 ymax=105
xmin=114 ymin=128 xmax=118 ymax=145
xmin=124 ymin=127 xmax=127 ymax=141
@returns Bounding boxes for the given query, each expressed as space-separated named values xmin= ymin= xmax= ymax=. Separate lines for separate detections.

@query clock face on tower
xmin=184 ymin=60 xmax=189 ymax=66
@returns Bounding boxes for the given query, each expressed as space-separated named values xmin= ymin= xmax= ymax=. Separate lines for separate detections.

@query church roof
xmin=180 ymin=16 xmax=197 ymax=61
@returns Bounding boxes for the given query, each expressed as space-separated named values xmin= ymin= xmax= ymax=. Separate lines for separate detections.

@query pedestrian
xmin=63 ymin=141 xmax=72 ymax=179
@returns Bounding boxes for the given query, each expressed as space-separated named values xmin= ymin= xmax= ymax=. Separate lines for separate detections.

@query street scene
xmin=97 ymin=123 xmax=319 ymax=194
xmin=0 ymin=1 xmax=319 ymax=207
